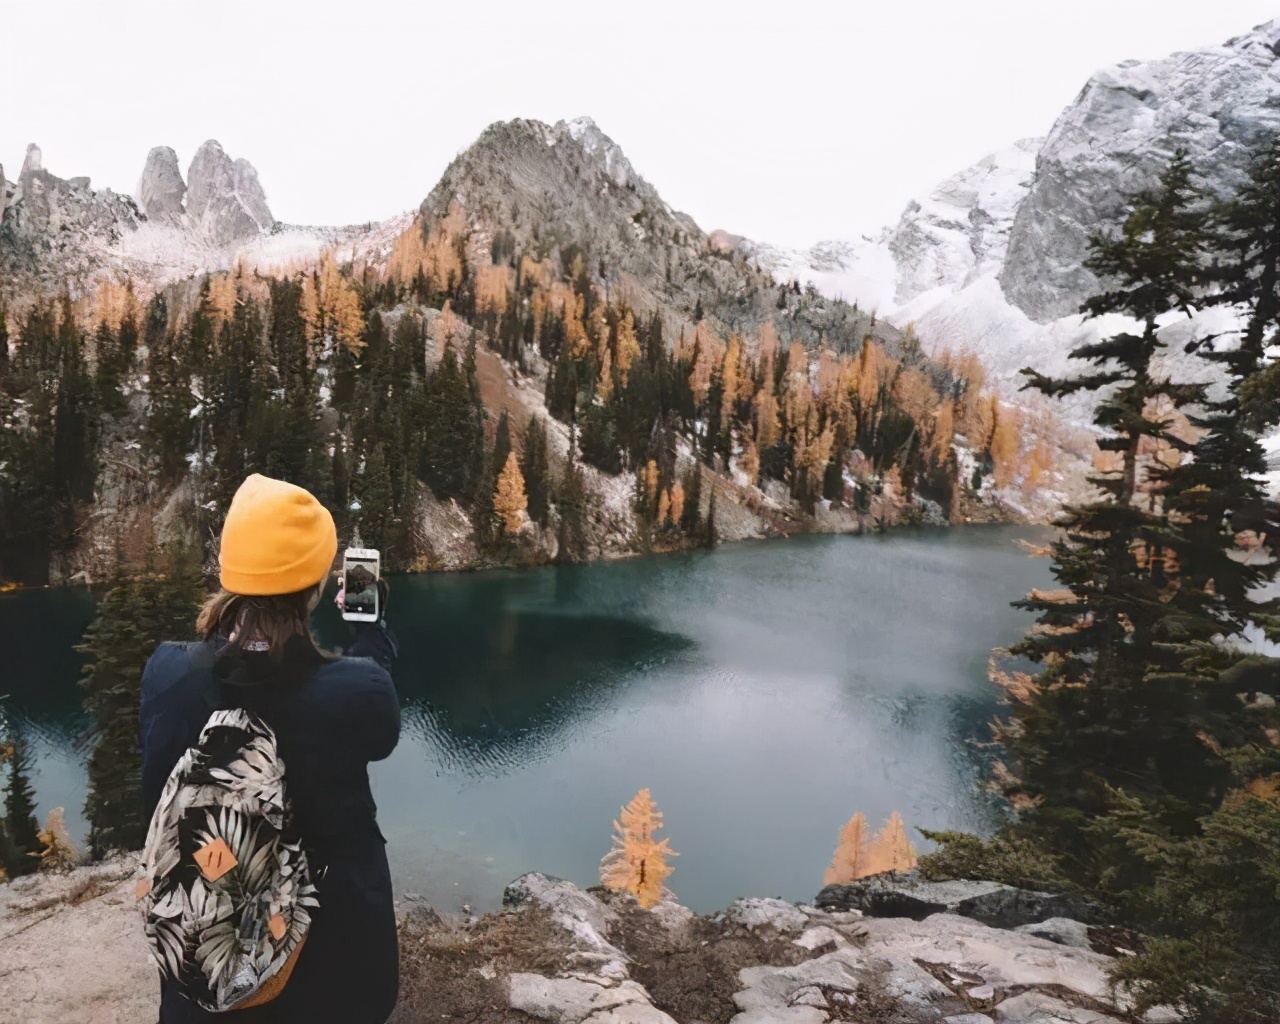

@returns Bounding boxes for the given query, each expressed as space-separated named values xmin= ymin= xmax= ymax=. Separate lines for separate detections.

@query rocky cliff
xmin=1001 ymin=19 xmax=1280 ymax=322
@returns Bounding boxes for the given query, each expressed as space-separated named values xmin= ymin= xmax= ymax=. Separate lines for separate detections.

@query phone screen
xmin=342 ymin=556 xmax=380 ymax=617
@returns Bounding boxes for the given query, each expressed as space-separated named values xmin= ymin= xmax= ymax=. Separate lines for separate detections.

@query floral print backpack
xmin=136 ymin=708 xmax=317 ymax=1011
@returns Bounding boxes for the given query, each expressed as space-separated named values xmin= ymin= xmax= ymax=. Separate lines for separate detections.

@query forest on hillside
xmin=0 ymin=202 xmax=1037 ymax=586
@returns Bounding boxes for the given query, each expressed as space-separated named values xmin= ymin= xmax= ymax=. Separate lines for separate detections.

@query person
xmin=138 ymin=474 xmax=401 ymax=1024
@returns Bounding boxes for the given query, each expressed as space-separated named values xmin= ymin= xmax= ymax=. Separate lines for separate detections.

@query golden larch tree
xmin=600 ymin=788 xmax=677 ymax=909
xmin=615 ymin=309 xmax=641 ymax=383
xmin=823 ymin=812 xmax=870 ymax=885
xmin=865 ymin=811 xmax=917 ymax=875
xmin=989 ymin=404 xmax=1022 ymax=489
xmin=668 ymin=482 xmax=685 ymax=526
xmin=931 ymin=399 xmax=955 ymax=467
xmin=475 ymin=264 xmax=512 ymax=317
xmin=494 ymin=452 xmax=528 ymax=534
xmin=739 ymin=442 xmax=760 ymax=487
xmin=36 ymin=807 xmax=78 ymax=872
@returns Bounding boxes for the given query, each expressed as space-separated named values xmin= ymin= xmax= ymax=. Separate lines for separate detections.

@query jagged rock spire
xmin=185 ymin=140 xmax=274 ymax=245
xmin=136 ymin=146 xmax=186 ymax=225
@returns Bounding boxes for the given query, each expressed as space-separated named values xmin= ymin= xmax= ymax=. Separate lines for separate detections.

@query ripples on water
xmin=1 ymin=528 xmax=1051 ymax=912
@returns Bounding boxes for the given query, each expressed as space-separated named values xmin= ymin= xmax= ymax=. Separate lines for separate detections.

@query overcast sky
xmin=2 ymin=0 xmax=1276 ymax=247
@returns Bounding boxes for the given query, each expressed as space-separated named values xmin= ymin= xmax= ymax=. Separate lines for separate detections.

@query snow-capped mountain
xmin=759 ymin=18 xmax=1280 ymax=488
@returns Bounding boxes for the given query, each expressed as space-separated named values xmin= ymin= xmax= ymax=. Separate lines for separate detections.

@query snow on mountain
xmin=755 ymin=18 xmax=1280 ymax=483
xmin=1003 ymin=18 xmax=1280 ymax=322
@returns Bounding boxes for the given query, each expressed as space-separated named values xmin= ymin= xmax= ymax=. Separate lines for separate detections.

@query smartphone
xmin=341 ymin=547 xmax=380 ymax=622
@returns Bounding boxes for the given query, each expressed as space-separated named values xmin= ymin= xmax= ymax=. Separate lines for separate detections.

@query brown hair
xmin=196 ymin=584 xmax=336 ymax=664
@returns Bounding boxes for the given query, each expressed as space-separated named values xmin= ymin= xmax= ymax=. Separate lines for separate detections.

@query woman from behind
xmin=138 ymin=474 xmax=401 ymax=1024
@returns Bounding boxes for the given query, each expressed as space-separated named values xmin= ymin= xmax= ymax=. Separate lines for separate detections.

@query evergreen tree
xmin=680 ymin=463 xmax=703 ymax=537
xmin=1008 ymin=151 xmax=1219 ymax=881
xmin=1163 ymin=137 xmax=1280 ymax=633
xmin=3 ymin=734 xmax=41 ymax=877
xmin=52 ymin=310 xmax=99 ymax=538
xmin=492 ymin=410 xmax=512 ymax=479
xmin=421 ymin=346 xmax=484 ymax=502
xmin=143 ymin=295 xmax=194 ymax=487
xmin=79 ymin=557 xmax=205 ymax=856
xmin=555 ymin=454 xmax=590 ymax=564
xmin=0 ymin=304 xmax=9 ymax=383
xmin=356 ymin=445 xmax=395 ymax=557
xmin=520 ymin=417 xmax=551 ymax=527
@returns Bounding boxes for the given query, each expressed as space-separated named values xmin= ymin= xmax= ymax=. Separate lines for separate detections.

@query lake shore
xmin=0 ymin=858 xmax=1173 ymax=1024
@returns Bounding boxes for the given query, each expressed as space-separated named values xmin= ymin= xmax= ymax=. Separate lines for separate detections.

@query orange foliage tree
xmin=600 ymin=788 xmax=677 ymax=909
xmin=301 ymin=255 xmax=365 ymax=356
xmin=823 ymin=810 xmax=918 ymax=884
xmin=493 ymin=452 xmax=528 ymax=534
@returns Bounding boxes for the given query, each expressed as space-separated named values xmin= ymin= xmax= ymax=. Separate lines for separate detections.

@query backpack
xmin=136 ymin=707 xmax=318 ymax=1012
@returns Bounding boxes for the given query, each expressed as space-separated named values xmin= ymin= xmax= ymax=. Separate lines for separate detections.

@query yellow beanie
xmin=219 ymin=474 xmax=338 ymax=596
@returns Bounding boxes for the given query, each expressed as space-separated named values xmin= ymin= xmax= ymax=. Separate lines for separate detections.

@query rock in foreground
xmin=0 ymin=862 xmax=1170 ymax=1024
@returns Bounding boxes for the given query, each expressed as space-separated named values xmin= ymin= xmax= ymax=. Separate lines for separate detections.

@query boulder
xmin=504 ymin=873 xmax=619 ymax=955
xmin=816 ymin=873 xmax=1095 ymax=928
xmin=507 ymin=974 xmax=673 ymax=1024
xmin=725 ymin=896 xmax=810 ymax=933
xmin=1015 ymin=917 xmax=1092 ymax=949
xmin=395 ymin=891 xmax=443 ymax=930
xmin=992 ymin=991 xmax=1123 ymax=1023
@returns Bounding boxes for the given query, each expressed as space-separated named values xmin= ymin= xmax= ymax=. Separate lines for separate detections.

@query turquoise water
xmin=1 ymin=528 xmax=1050 ymax=913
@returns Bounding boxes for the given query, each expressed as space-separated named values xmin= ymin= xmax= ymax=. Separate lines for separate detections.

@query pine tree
xmin=144 ymin=295 xmax=196 ymax=487
xmin=1163 ymin=137 xmax=1280 ymax=635
xmin=79 ymin=556 xmax=205 ymax=857
xmin=1008 ymin=151 xmax=1220 ymax=879
xmin=4 ymin=735 xmax=41 ymax=877
xmin=520 ymin=417 xmax=551 ymax=527
xmin=680 ymin=463 xmax=702 ymax=537
xmin=356 ymin=445 xmax=395 ymax=556
xmin=421 ymin=345 xmax=484 ymax=502
xmin=555 ymin=454 xmax=590 ymax=564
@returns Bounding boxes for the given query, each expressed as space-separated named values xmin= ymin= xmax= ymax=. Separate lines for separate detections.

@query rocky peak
xmin=560 ymin=116 xmax=641 ymax=191
xmin=135 ymin=146 xmax=186 ymax=225
xmin=1000 ymin=18 xmax=1280 ymax=321
xmin=185 ymin=140 xmax=274 ymax=245
xmin=0 ymin=143 xmax=142 ymax=295
xmin=888 ymin=137 xmax=1040 ymax=304
xmin=20 ymin=143 xmax=43 ymax=179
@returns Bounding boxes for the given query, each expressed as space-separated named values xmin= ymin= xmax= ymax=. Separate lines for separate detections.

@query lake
xmin=1 ymin=527 xmax=1051 ymax=913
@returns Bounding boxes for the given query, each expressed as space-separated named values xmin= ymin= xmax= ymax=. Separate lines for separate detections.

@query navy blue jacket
xmin=139 ymin=625 xmax=401 ymax=1024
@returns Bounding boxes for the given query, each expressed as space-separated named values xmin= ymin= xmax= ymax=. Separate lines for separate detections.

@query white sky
xmin=2 ymin=0 xmax=1277 ymax=247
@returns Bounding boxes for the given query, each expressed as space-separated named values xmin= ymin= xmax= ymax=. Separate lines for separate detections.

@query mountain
xmin=1002 ymin=19 xmax=1280 ymax=322
xmin=419 ymin=116 xmax=900 ymax=356
xmin=0 ymin=140 xmax=407 ymax=298
xmin=761 ymin=18 xmax=1280 ymax=490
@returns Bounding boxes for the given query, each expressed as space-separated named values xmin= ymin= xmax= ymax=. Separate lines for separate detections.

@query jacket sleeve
xmin=344 ymin=665 xmax=401 ymax=763
xmin=345 ymin=621 xmax=399 ymax=671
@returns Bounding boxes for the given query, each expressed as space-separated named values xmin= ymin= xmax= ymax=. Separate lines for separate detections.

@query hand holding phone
xmin=340 ymin=547 xmax=381 ymax=622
